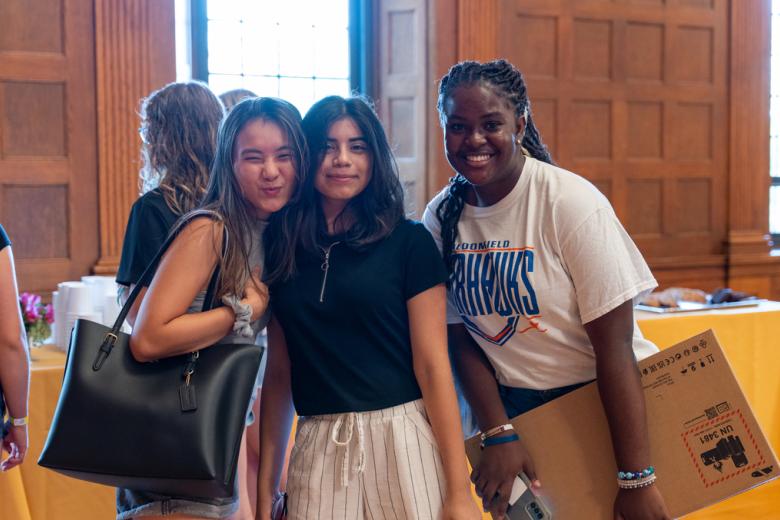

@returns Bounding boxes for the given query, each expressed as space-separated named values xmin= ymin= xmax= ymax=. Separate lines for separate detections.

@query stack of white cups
xmin=53 ymin=276 xmax=125 ymax=351
xmin=54 ymin=282 xmax=89 ymax=349
xmin=54 ymin=282 xmax=78 ymax=348
xmin=103 ymin=290 xmax=122 ymax=327
xmin=51 ymin=289 xmax=61 ymax=345
xmin=82 ymin=276 xmax=121 ymax=325
xmin=66 ymin=283 xmax=101 ymax=350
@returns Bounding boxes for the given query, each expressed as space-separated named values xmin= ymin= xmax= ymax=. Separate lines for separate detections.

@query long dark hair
xmin=139 ymin=81 xmax=224 ymax=215
xmin=188 ymin=97 xmax=307 ymax=299
xmin=435 ymin=59 xmax=554 ymax=277
xmin=265 ymin=95 xmax=404 ymax=283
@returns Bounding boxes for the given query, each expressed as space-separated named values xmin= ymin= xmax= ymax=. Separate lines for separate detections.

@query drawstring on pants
xmin=330 ymin=412 xmax=366 ymax=487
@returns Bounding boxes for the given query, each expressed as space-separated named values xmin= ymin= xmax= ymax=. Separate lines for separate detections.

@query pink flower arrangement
xmin=19 ymin=291 xmax=53 ymax=346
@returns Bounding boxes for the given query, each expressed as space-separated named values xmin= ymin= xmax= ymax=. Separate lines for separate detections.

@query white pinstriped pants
xmin=285 ymin=399 xmax=446 ymax=520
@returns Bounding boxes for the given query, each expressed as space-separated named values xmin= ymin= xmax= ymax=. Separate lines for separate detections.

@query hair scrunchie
xmin=221 ymin=295 xmax=254 ymax=337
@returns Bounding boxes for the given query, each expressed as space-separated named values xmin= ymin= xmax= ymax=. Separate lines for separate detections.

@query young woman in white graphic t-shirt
xmin=422 ymin=59 xmax=672 ymax=520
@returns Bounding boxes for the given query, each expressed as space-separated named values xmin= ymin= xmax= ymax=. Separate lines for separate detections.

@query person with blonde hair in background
xmin=117 ymin=80 xmax=225 ymax=323
xmin=0 ymin=223 xmax=30 ymax=473
xmin=220 ymin=88 xmax=257 ymax=111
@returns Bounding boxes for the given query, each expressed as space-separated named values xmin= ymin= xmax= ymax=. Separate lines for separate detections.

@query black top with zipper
xmin=270 ymin=219 xmax=448 ymax=415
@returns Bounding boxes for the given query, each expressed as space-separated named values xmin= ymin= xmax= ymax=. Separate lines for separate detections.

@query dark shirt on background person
xmin=116 ymin=188 xmax=179 ymax=288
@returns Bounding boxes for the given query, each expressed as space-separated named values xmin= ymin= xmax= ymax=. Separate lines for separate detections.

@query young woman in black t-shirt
xmin=259 ymin=96 xmax=479 ymax=519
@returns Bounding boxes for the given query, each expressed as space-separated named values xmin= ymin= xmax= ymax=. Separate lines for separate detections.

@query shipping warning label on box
xmin=682 ymin=408 xmax=773 ymax=488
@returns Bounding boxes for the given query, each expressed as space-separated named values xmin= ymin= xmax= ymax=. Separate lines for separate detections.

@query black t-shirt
xmin=0 ymin=224 xmax=9 ymax=251
xmin=271 ymin=219 xmax=448 ymax=416
xmin=116 ymin=188 xmax=180 ymax=287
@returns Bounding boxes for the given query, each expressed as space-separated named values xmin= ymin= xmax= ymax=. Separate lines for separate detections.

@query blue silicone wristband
xmin=480 ymin=433 xmax=520 ymax=449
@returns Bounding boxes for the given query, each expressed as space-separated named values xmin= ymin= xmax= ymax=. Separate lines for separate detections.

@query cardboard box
xmin=465 ymin=330 xmax=779 ymax=519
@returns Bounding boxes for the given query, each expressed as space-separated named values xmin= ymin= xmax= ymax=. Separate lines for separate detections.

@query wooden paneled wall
xmin=3 ymin=0 xmax=780 ymax=299
xmin=726 ymin=0 xmax=780 ymax=297
xmin=375 ymin=0 xmax=429 ymax=215
xmin=0 ymin=0 xmax=175 ymax=292
xmin=425 ymin=0 xmax=780 ymax=299
xmin=0 ymin=0 xmax=98 ymax=293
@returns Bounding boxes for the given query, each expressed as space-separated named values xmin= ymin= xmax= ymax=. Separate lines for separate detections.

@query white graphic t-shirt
xmin=422 ymin=157 xmax=659 ymax=389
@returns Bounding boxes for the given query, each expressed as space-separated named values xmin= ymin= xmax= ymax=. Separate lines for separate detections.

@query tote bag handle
xmin=93 ymin=210 xmax=223 ymax=370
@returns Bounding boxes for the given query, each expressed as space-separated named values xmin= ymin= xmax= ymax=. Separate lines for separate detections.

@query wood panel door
xmin=0 ymin=0 xmax=98 ymax=292
xmin=376 ymin=0 xmax=429 ymax=216
xmin=498 ymin=0 xmax=729 ymax=289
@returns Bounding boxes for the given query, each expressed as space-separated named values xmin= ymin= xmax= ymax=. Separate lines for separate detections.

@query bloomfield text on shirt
xmin=454 ymin=240 xmax=512 ymax=250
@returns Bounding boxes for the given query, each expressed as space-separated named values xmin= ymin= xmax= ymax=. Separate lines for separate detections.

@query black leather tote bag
xmin=38 ymin=219 xmax=263 ymax=498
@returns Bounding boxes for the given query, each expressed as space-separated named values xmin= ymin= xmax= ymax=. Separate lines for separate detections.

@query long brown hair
xmin=139 ymin=81 xmax=225 ymax=215
xmin=264 ymin=95 xmax=404 ymax=283
xmin=196 ymin=97 xmax=307 ymax=299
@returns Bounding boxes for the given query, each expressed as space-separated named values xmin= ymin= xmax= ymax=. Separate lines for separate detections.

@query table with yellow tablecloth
xmin=3 ymin=301 xmax=779 ymax=519
xmin=0 ymin=346 xmax=114 ymax=520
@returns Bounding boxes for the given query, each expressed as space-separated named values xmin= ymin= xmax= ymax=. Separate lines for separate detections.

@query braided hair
xmin=435 ymin=59 xmax=554 ymax=278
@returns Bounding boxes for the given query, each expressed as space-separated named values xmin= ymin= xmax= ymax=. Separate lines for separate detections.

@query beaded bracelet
xmin=617 ymin=466 xmax=655 ymax=481
xmin=480 ymin=433 xmax=520 ymax=449
xmin=479 ymin=423 xmax=515 ymax=442
xmin=617 ymin=466 xmax=657 ymax=489
xmin=617 ymin=474 xmax=657 ymax=489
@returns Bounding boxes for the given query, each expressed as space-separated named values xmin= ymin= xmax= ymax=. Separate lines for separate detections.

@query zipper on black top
xmin=319 ymin=241 xmax=340 ymax=302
